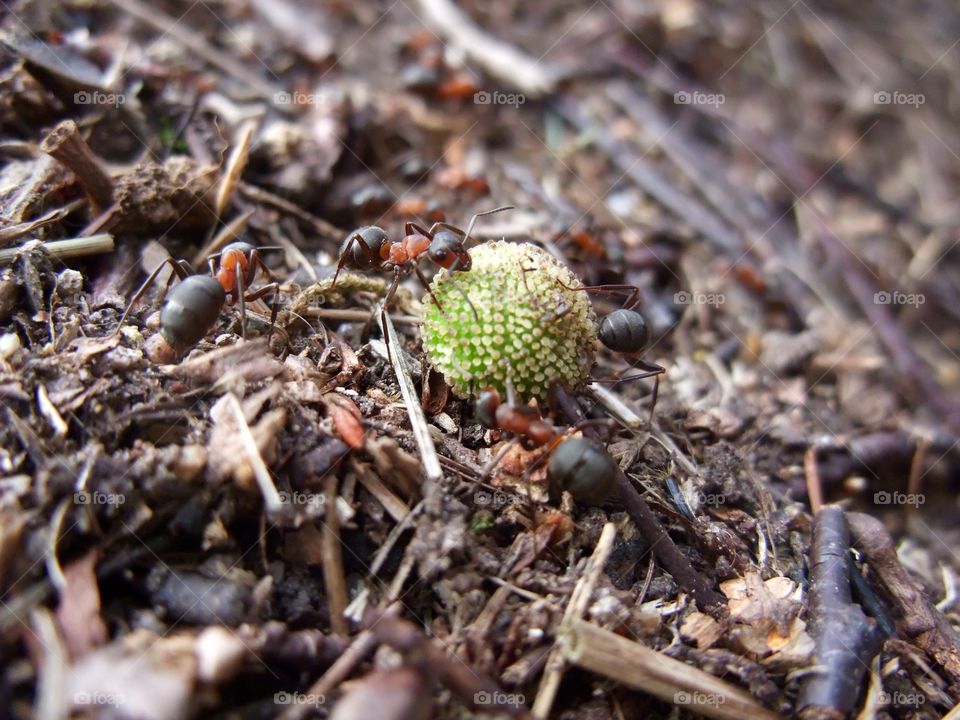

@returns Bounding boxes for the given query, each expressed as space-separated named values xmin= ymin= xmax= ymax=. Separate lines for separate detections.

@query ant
xmin=557 ymin=280 xmax=666 ymax=412
xmin=331 ymin=206 xmax=513 ymax=312
xmin=114 ymin=241 xmax=281 ymax=360
xmin=475 ymin=382 xmax=618 ymax=505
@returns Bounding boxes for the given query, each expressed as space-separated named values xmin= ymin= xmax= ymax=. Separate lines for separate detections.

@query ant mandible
xmin=331 ymin=205 xmax=513 ymax=310
xmin=114 ymin=242 xmax=282 ymax=359
xmin=475 ymin=381 xmax=618 ymax=505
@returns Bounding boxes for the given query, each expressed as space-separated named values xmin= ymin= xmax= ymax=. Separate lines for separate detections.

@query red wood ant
xmin=331 ymin=206 xmax=513 ymax=311
xmin=114 ymin=242 xmax=281 ymax=360
xmin=475 ymin=383 xmax=618 ymax=505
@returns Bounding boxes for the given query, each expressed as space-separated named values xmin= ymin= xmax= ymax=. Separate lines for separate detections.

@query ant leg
xmin=556 ymin=280 xmax=640 ymax=309
xmin=411 ymin=264 xmax=446 ymax=313
xmin=479 ymin=438 xmax=518 ymax=481
xmin=404 ymin=222 xmax=433 ymax=238
xmin=243 ymin=283 xmax=280 ymax=343
xmin=236 ymin=265 xmax=247 ymax=340
xmin=114 ymin=258 xmax=191 ymax=334
xmin=249 ymin=249 xmax=280 ymax=283
xmin=332 ymin=233 xmax=373 ymax=286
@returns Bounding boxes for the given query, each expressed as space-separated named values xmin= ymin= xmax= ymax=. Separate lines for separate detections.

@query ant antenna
xmin=462 ymin=205 xmax=514 ymax=246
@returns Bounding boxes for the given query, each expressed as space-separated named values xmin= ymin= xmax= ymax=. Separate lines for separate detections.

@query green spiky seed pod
xmin=421 ymin=241 xmax=598 ymax=403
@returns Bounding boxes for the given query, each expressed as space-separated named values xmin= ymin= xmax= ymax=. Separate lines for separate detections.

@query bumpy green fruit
xmin=421 ymin=241 xmax=598 ymax=403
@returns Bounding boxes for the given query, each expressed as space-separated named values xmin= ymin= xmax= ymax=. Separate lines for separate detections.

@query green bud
xmin=421 ymin=241 xmax=598 ymax=403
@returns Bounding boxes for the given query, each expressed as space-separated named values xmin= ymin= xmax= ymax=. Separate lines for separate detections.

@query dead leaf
xmin=325 ymin=393 xmax=365 ymax=450
xmin=56 ymin=550 xmax=106 ymax=660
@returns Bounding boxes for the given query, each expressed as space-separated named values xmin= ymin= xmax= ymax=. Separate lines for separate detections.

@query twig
xmin=533 ymin=522 xmax=617 ymax=718
xmin=0 ymin=199 xmax=86 ymax=246
xmin=226 ymin=393 xmax=283 ymax=515
xmin=215 ymin=120 xmax=257 ymax=220
xmin=322 ymin=474 xmax=349 ymax=637
xmin=31 ymin=608 xmax=68 ymax=720
xmin=584 ymin=382 xmax=643 ymax=428
xmin=561 ymin=619 xmax=779 ymax=720
xmin=0 ymin=234 xmax=115 ymax=265
xmin=373 ymin=613 xmax=530 ymax=717
xmin=276 ymin=603 xmax=401 ymax=720
xmin=108 ymin=0 xmax=280 ymax=100
xmin=552 ymin=386 xmax=724 ymax=613
xmin=415 ymin=0 xmax=556 ymax=96
xmin=553 ymin=96 xmax=742 ymax=254
xmin=804 ymin=445 xmax=824 ymax=514
xmin=847 ymin=511 xmax=960 ymax=684
xmin=191 ymin=210 xmax=254 ymax=269
xmin=40 ymin=120 xmax=114 ymax=212
xmin=238 ymin=182 xmax=344 ymax=239
xmin=380 ymin=310 xmax=442 ymax=482
xmin=302 ymin=308 xmax=421 ymax=326
xmin=798 ymin=506 xmax=883 ymax=718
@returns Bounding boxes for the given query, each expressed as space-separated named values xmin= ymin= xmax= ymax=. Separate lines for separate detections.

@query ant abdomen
xmin=159 ymin=275 xmax=226 ymax=351
xmin=599 ymin=308 xmax=649 ymax=354
xmin=548 ymin=436 xmax=618 ymax=505
xmin=342 ymin=226 xmax=389 ymax=269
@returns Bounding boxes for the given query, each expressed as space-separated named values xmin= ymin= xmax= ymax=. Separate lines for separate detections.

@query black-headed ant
xmin=331 ymin=206 xmax=513 ymax=311
xmin=475 ymin=383 xmax=618 ymax=505
xmin=115 ymin=241 xmax=282 ymax=360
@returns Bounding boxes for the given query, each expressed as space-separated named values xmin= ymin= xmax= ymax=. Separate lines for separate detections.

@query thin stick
xmin=322 ymin=474 xmax=349 ymax=636
xmin=533 ymin=522 xmax=617 ymax=719
xmin=276 ymin=604 xmax=402 ymax=720
xmin=191 ymin=209 xmax=254 ymax=269
xmin=798 ymin=507 xmax=883 ymax=717
xmin=0 ymin=234 xmax=115 ymax=265
xmin=585 ymin=382 xmax=642 ymax=428
xmin=40 ymin=120 xmax=114 ymax=212
xmin=215 ymin=121 xmax=257 ymax=220
xmin=302 ymin=308 xmax=421 ymax=326
xmin=804 ymin=445 xmax=824 ymax=514
xmin=415 ymin=0 xmax=555 ymax=95
xmin=226 ymin=393 xmax=283 ymax=514
xmin=562 ymin=619 xmax=779 ymax=720
xmin=108 ymin=0 xmax=280 ymax=100
xmin=0 ymin=199 xmax=85 ymax=245
xmin=380 ymin=310 xmax=442 ymax=482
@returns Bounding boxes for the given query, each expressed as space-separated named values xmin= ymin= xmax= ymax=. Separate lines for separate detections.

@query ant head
xmin=428 ymin=231 xmax=471 ymax=271
xmin=599 ymin=308 xmax=649 ymax=354
xmin=343 ymin=227 xmax=389 ymax=269
xmin=475 ymin=387 xmax=501 ymax=428
xmin=221 ymin=241 xmax=256 ymax=257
